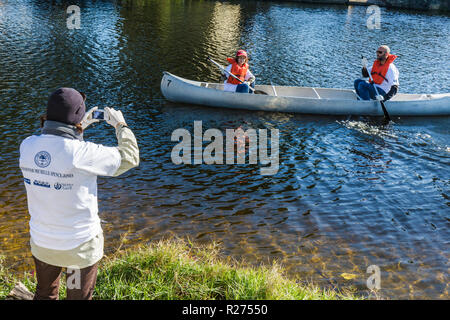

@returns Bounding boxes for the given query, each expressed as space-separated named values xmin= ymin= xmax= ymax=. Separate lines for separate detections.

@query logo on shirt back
xmin=54 ymin=182 xmax=73 ymax=190
xmin=33 ymin=180 xmax=50 ymax=188
xmin=34 ymin=151 xmax=51 ymax=168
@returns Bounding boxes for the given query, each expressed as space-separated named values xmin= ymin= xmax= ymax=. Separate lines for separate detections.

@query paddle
xmin=362 ymin=55 xmax=391 ymax=122
xmin=208 ymin=57 xmax=268 ymax=95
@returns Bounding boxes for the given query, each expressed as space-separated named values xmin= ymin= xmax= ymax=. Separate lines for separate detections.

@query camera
xmin=92 ymin=109 xmax=105 ymax=120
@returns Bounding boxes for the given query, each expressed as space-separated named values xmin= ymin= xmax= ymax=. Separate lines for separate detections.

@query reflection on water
xmin=0 ymin=0 xmax=449 ymax=299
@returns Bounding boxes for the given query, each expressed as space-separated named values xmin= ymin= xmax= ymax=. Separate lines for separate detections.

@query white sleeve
xmin=113 ymin=126 xmax=140 ymax=176
xmin=224 ymin=65 xmax=232 ymax=83
xmin=389 ymin=65 xmax=399 ymax=86
xmin=244 ymin=69 xmax=254 ymax=81
xmin=384 ymin=66 xmax=398 ymax=87
xmin=73 ymin=142 xmax=121 ymax=176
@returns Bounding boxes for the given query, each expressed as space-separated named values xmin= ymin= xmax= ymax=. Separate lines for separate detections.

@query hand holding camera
xmin=81 ymin=106 xmax=101 ymax=129
xmin=82 ymin=107 xmax=127 ymax=130
xmin=104 ymin=107 xmax=127 ymax=129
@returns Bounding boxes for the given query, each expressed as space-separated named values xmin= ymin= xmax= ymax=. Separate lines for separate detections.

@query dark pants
xmin=236 ymin=82 xmax=255 ymax=93
xmin=354 ymin=79 xmax=386 ymax=100
xmin=32 ymin=256 xmax=98 ymax=300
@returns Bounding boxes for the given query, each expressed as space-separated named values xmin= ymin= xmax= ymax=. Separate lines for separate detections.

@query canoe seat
xmin=392 ymin=94 xmax=434 ymax=101
xmin=203 ymin=83 xmax=224 ymax=90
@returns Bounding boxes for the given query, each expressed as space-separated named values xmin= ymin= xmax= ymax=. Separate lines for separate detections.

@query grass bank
xmin=0 ymin=238 xmax=360 ymax=300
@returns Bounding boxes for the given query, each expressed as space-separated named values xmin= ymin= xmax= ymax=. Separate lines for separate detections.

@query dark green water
xmin=0 ymin=0 xmax=449 ymax=299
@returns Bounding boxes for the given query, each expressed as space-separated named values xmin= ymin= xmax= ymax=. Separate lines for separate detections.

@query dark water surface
xmin=0 ymin=0 xmax=449 ymax=299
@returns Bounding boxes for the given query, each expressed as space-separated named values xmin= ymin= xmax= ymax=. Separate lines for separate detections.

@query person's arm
xmin=104 ymin=107 xmax=139 ymax=176
xmin=390 ymin=65 xmax=399 ymax=87
xmin=74 ymin=108 xmax=139 ymax=176
xmin=362 ymin=67 xmax=369 ymax=78
xmin=113 ymin=124 xmax=139 ymax=176
xmin=72 ymin=142 xmax=121 ymax=176
xmin=244 ymin=69 xmax=255 ymax=84
xmin=384 ymin=85 xmax=398 ymax=101
xmin=361 ymin=57 xmax=370 ymax=78
xmin=383 ymin=66 xmax=399 ymax=100
xmin=362 ymin=65 xmax=372 ymax=78
xmin=384 ymin=67 xmax=395 ymax=87
xmin=221 ymin=65 xmax=232 ymax=83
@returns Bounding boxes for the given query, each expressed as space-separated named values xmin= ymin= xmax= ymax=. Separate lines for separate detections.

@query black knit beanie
xmin=46 ymin=88 xmax=86 ymax=125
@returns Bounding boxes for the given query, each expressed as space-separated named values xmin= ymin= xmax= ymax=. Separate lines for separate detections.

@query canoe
xmin=160 ymin=72 xmax=450 ymax=116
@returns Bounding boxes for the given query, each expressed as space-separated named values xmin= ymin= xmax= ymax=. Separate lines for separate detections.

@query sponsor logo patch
xmin=33 ymin=180 xmax=51 ymax=188
xmin=23 ymin=178 xmax=31 ymax=184
xmin=54 ymin=182 xmax=73 ymax=190
xmin=34 ymin=151 xmax=51 ymax=168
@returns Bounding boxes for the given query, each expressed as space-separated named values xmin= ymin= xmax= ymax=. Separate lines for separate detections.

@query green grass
xmin=0 ymin=238 xmax=361 ymax=300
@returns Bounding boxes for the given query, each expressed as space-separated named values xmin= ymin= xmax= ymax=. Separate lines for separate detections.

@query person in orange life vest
xmin=221 ymin=50 xmax=256 ymax=93
xmin=354 ymin=45 xmax=399 ymax=101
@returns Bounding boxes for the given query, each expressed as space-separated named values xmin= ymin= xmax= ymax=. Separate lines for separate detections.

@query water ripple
xmin=0 ymin=0 xmax=449 ymax=299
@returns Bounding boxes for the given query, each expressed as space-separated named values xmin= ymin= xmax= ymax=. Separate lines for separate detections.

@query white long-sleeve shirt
xmin=367 ymin=63 xmax=400 ymax=93
xmin=20 ymin=125 xmax=139 ymax=252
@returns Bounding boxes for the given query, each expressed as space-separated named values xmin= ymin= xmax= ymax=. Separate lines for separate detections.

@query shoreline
xmin=0 ymin=237 xmax=362 ymax=300
xmin=286 ymin=0 xmax=449 ymax=12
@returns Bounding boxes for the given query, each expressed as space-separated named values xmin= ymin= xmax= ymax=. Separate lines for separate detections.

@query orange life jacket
xmin=226 ymin=57 xmax=249 ymax=85
xmin=369 ymin=54 xmax=397 ymax=85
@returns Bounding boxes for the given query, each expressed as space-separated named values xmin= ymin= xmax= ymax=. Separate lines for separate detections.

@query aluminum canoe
xmin=161 ymin=71 xmax=450 ymax=116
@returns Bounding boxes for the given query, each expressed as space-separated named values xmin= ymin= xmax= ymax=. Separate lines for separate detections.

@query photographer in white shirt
xmin=19 ymin=87 xmax=139 ymax=300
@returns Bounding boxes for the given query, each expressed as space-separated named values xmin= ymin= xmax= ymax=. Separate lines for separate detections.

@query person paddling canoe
xmin=221 ymin=50 xmax=256 ymax=93
xmin=354 ymin=45 xmax=399 ymax=101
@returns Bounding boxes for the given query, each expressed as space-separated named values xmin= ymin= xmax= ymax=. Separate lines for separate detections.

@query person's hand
xmin=361 ymin=57 xmax=368 ymax=68
xmin=81 ymin=106 xmax=100 ymax=130
xmin=375 ymin=95 xmax=385 ymax=101
xmin=362 ymin=67 xmax=369 ymax=78
xmin=104 ymin=107 xmax=127 ymax=129
xmin=246 ymin=76 xmax=255 ymax=84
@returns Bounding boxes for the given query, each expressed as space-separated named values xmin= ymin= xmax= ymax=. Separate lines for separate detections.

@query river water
xmin=0 ymin=0 xmax=449 ymax=299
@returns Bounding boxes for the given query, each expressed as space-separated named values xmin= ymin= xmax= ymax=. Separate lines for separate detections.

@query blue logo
xmin=34 ymin=151 xmax=51 ymax=168
xmin=33 ymin=180 xmax=50 ymax=188
xmin=23 ymin=178 xmax=31 ymax=184
xmin=54 ymin=182 xmax=62 ymax=190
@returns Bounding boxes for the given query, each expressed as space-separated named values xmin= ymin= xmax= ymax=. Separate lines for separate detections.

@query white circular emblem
xmin=34 ymin=151 xmax=51 ymax=168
